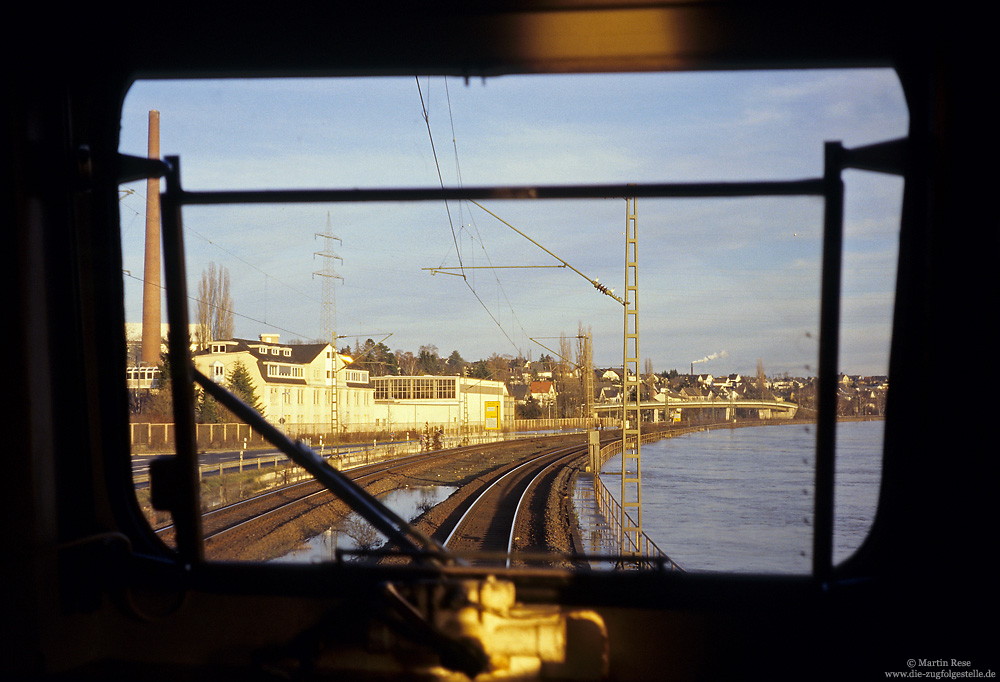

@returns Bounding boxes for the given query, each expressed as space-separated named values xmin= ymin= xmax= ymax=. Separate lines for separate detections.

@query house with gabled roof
xmin=508 ymin=384 xmax=530 ymax=405
xmin=192 ymin=333 xmax=373 ymax=433
xmin=600 ymin=369 xmax=621 ymax=383
xmin=529 ymin=380 xmax=557 ymax=407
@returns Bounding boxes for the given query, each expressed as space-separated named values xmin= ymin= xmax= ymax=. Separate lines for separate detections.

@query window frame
xmin=141 ymin=134 xmax=906 ymax=578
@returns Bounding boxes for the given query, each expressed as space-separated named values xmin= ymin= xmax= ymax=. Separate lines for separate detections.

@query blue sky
xmin=118 ymin=70 xmax=907 ymax=376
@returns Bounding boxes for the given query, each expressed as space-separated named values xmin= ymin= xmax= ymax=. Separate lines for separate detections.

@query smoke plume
xmin=691 ymin=350 xmax=728 ymax=365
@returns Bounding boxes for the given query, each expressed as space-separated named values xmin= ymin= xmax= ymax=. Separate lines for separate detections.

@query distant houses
xmin=132 ymin=326 xmax=887 ymax=431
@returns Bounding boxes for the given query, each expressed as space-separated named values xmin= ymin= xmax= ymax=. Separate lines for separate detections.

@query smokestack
xmin=140 ymin=110 xmax=161 ymax=366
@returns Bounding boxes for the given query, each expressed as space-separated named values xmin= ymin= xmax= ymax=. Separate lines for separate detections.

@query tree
xmin=539 ymin=353 xmax=554 ymax=374
xmin=517 ymin=395 xmax=543 ymax=419
xmin=467 ymin=360 xmax=490 ymax=379
xmin=196 ymin=387 xmax=223 ymax=423
xmin=554 ymin=333 xmax=580 ymax=417
xmin=354 ymin=338 xmax=398 ymax=376
xmin=417 ymin=344 xmax=443 ymax=375
xmin=755 ymin=358 xmax=768 ymax=398
xmin=446 ymin=349 xmax=466 ymax=375
xmin=143 ymin=350 xmax=174 ymax=422
xmin=196 ymin=262 xmax=234 ymax=347
xmin=228 ymin=361 xmax=264 ymax=414
xmin=485 ymin=353 xmax=512 ymax=384
xmin=395 ymin=350 xmax=418 ymax=375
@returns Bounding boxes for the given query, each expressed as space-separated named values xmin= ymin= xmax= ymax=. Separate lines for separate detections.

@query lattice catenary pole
xmin=620 ymin=196 xmax=643 ymax=561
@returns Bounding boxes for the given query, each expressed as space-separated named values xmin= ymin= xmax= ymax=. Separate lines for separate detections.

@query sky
xmin=118 ymin=70 xmax=907 ymax=377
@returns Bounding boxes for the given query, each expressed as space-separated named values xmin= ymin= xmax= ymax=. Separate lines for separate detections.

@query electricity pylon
xmin=314 ymin=213 xmax=343 ymax=435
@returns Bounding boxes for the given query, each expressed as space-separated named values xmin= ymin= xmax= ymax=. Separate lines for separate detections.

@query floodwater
xmin=272 ymin=485 xmax=457 ymax=562
xmin=575 ymin=420 xmax=883 ymax=573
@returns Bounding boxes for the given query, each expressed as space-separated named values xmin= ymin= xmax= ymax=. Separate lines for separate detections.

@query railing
xmin=592 ymin=477 xmax=681 ymax=570
xmin=132 ymin=427 xmax=588 ymax=486
xmin=510 ymin=417 xmax=618 ymax=431
xmin=129 ymin=419 xmax=617 ymax=453
xmin=592 ymin=430 xmax=684 ymax=570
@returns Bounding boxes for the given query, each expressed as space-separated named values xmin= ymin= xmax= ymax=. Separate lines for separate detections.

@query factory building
xmin=372 ymin=376 xmax=513 ymax=433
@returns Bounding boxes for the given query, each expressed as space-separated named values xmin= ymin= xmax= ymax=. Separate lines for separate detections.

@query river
xmin=589 ymin=420 xmax=883 ymax=573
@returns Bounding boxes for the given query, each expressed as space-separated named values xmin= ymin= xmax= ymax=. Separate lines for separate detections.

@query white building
xmin=191 ymin=334 xmax=373 ymax=433
xmin=528 ymin=380 xmax=557 ymax=407
xmin=372 ymin=375 xmax=513 ymax=433
xmin=124 ymin=322 xmax=199 ymax=364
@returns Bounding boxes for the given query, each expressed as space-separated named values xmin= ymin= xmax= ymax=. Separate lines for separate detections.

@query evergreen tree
xmin=468 ymin=360 xmax=490 ymax=379
xmin=196 ymin=387 xmax=223 ymax=423
xmin=517 ymin=395 xmax=543 ymax=419
xmin=143 ymin=350 xmax=173 ymax=422
xmin=228 ymin=361 xmax=264 ymax=414
xmin=446 ymin=349 xmax=466 ymax=375
xmin=417 ymin=344 xmax=443 ymax=375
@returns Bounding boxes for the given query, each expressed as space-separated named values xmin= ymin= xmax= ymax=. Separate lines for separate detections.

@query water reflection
xmin=272 ymin=485 xmax=456 ymax=563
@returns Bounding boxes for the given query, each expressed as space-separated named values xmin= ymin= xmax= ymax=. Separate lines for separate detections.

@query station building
xmin=372 ymin=375 xmax=513 ymax=433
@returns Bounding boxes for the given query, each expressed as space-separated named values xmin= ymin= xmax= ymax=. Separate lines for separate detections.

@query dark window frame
xmin=127 ymin=135 xmax=905 ymax=582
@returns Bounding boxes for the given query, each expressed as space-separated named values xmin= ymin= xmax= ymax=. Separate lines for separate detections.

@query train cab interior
xmin=6 ymin=2 xmax=992 ymax=680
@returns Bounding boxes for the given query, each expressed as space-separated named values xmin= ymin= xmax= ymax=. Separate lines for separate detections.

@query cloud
xmin=120 ymin=70 xmax=906 ymax=375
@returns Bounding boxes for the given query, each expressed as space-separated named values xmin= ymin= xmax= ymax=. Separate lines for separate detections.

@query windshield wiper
xmin=193 ymin=369 xmax=450 ymax=565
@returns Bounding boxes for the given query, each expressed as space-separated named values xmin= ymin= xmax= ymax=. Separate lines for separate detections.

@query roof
xmin=509 ymin=385 xmax=530 ymax=401
xmin=192 ymin=337 xmax=333 ymax=385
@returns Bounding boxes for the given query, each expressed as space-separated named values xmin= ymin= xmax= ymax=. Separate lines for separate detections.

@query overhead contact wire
xmin=418 ymin=76 xmax=523 ymax=355
xmin=416 ymin=76 xmax=464 ymax=276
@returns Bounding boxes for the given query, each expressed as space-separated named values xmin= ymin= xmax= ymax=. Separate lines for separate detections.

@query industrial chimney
xmin=140 ymin=110 xmax=161 ymax=366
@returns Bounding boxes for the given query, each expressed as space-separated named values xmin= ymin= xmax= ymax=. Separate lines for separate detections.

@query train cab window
xmin=118 ymin=70 xmax=906 ymax=573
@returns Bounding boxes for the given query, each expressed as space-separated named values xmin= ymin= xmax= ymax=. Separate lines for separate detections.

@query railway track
xmin=440 ymin=443 xmax=585 ymax=565
xmin=155 ymin=435 xmax=586 ymax=561
xmin=436 ymin=436 xmax=620 ymax=568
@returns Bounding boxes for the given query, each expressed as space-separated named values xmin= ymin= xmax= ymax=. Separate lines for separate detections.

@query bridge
xmin=594 ymin=398 xmax=798 ymax=421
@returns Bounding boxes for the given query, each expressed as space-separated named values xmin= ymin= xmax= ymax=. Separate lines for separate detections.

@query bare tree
xmin=577 ymin=322 xmax=594 ymax=419
xmin=557 ymin=333 xmax=583 ymax=417
xmin=196 ymin=263 xmax=234 ymax=347
xmin=755 ymin=358 xmax=768 ymax=399
xmin=340 ymin=513 xmax=382 ymax=553
xmin=395 ymin=350 xmax=419 ymax=375
xmin=484 ymin=353 xmax=513 ymax=384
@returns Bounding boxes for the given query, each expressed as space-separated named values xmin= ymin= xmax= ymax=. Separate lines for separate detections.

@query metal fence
xmin=130 ymin=423 xmax=596 ymax=486
xmin=129 ymin=418 xmax=620 ymax=453
xmin=592 ymin=430 xmax=684 ymax=570
xmin=130 ymin=422 xmax=271 ymax=452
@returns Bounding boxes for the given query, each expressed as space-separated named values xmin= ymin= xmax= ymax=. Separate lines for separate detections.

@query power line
xmin=122 ymin=270 xmax=315 ymax=341
xmin=415 ymin=76 xmax=464 ymax=275
xmin=120 ymin=188 xmax=320 ymax=304
xmin=417 ymin=76 xmax=530 ymax=355
xmin=469 ymin=200 xmax=625 ymax=306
